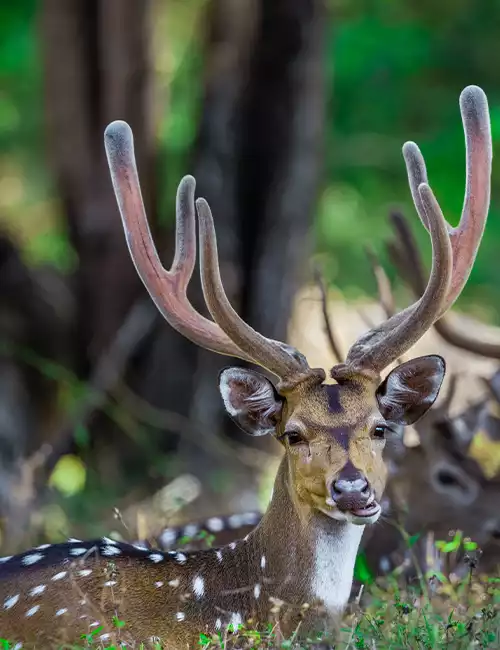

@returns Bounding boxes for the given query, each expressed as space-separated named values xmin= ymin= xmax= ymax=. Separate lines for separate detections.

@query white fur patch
xmin=193 ymin=575 xmax=204 ymax=598
xmin=311 ymin=523 xmax=364 ymax=614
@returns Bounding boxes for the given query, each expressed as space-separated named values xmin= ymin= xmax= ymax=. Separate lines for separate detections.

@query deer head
xmin=0 ymin=85 xmax=492 ymax=647
xmin=104 ymin=122 xmax=464 ymax=532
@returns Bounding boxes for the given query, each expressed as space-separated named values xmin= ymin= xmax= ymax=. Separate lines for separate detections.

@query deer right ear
xmin=219 ymin=367 xmax=284 ymax=436
xmin=376 ymin=355 xmax=446 ymax=426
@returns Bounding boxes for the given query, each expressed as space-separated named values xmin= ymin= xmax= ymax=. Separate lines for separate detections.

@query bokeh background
xmin=0 ymin=0 xmax=499 ymax=552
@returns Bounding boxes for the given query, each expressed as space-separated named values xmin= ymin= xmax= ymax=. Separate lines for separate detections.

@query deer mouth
xmin=319 ymin=494 xmax=381 ymax=524
xmin=348 ymin=500 xmax=381 ymax=520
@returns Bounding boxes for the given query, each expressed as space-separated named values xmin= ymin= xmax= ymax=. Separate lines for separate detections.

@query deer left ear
xmin=376 ymin=355 xmax=446 ymax=426
xmin=219 ymin=367 xmax=284 ymax=436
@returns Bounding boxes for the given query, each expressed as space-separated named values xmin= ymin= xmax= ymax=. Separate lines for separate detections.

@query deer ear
xmin=219 ymin=367 xmax=284 ymax=436
xmin=376 ymin=355 xmax=446 ymax=426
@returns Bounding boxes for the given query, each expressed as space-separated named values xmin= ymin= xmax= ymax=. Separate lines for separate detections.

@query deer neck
xmin=245 ymin=457 xmax=364 ymax=620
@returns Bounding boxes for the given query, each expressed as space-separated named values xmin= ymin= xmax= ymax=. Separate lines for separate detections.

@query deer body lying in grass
xmin=0 ymin=86 xmax=492 ymax=648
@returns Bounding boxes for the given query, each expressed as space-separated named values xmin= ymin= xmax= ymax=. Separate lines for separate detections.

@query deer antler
xmin=338 ymin=86 xmax=491 ymax=376
xmin=388 ymin=210 xmax=500 ymax=360
xmin=103 ymin=121 xmax=309 ymax=379
xmin=313 ymin=264 xmax=343 ymax=364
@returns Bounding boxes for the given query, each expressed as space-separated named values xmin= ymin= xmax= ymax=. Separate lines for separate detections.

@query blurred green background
xmin=2 ymin=0 xmax=499 ymax=314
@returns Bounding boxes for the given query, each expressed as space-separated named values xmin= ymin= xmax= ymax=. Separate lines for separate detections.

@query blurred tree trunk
xmin=9 ymin=0 xmax=328 ymax=547
xmin=185 ymin=0 xmax=326 ymax=455
xmin=41 ymin=0 xmax=156 ymax=368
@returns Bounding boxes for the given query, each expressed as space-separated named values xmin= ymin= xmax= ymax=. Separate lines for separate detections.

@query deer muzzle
xmin=330 ymin=476 xmax=380 ymax=521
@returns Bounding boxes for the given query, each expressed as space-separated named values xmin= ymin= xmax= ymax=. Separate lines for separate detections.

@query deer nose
xmin=331 ymin=477 xmax=371 ymax=511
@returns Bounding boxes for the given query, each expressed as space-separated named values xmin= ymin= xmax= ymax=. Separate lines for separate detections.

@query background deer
xmin=159 ymin=255 xmax=500 ymax=576
xmin=0 ymin=85 xmax=491 ymax=648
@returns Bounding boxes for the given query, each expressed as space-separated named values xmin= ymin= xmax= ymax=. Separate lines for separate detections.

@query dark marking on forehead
xmin=329 ymin=426 xmax=350 ymax=450
xmin=325 ymin=384 xmax=343 ymax=413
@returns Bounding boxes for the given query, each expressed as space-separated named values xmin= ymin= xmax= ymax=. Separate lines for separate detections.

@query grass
xmin=2 ymin=530 xmax=499 ymax=649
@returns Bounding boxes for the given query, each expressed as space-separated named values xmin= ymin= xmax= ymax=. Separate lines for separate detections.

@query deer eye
xmin=373 ymin=425 xmax=387 ymax=439
xmin=284 ymin=430 xmax=305 ymax=446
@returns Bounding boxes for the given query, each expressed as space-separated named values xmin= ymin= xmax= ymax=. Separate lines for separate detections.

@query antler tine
xmin=387 ymin=211 xmax=427 ymax=296
xmin=403 ymin=86 xmax=492 ymax=316
xmin=313 ymin=264 xmax=343 ymax=364
xmin=365 ymin=245 xmax=396 ymax=319
xmin=196 ymin=197 xmax=308 ymax=379
xmin=340 ymin=86 xmax=490 ymax=376
xmin=389 ymin=211 xmax=500 ymax=360
xmin=343 ymin=182 xmax=453 ymax=374
xmin=103 ymin=120 xmax=250 ymax=362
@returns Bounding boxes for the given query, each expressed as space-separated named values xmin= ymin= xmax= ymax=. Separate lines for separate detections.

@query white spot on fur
xmin=25 ymin=605 xmax=40 ymax=617
xmin=69 ymin=547 xmax=87 ymax=557
xmin=311 ymin=523 xmax=364 ymax=614
xmin=206 ymin=517 xmax=224 ymax=532
xmin=228 ymin=514 xmax=244 ymax=528
xmin=215 ymin=617 xmax=222 ymax=630
xmin=229 ymin=542 xmax=236 ymax=550
xmin=229 ymin=612 xmax=243 ymax=629
xmin=155 ymin=581 xmax=164 ymax=588
xmin=0 ymin=556 xmax=12 ymax=563
xmin=29 ymin=585 xmax=46 ymax=597
xmin=242 ymin=511 xmax=261 ymax=525
xmin=176 ymin=552 xmax=187 ymax=564
xmin=104 ymin=580 xmax=117 ymax=587
xmin=22 ymin=553 xmax=43 ymax=566
xmin=102 ymin=545 xmax=121 ymax=557
xmin=216 ymin=550 xmax=223 ymax=562
xmin=254 ymin=584 xmax=261 ymax=599
xmin=169 ymin=579 xmax=180 ymax=588
xmin=183 ymin=523 xmax=198 ymax=537
xmin=4 ymin=595 xmax=19 ymax=610
xmin=133 ymin=543 xmax=149 ymax=551
xmin=102 ymin=536 xmax=117 ymax=545
xmin=149 ymin=553 xmax=163 ymax=563
xmin=160 ymin=528 xmax=177 ymax=547
xmin=78 ymin=569 xmax=92 ymax=577
xmin=52 ymin=571 xmax=67 ymax=581
xmin=56 ymin=607 xmax=68 ymax=616
xmin=260 ymin=555 xmax=266 ymax=569
xmin=176 ymin=612 xmax=186 ymax=621
xmin=67 ymin=538 xmax=82 ymax=543
xmin=193 ymin=575 xmax=204 ymax=598
xmin=35 ymin=544 xmax=51 ymax=550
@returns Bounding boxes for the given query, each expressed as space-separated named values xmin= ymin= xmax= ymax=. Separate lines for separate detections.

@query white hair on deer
xmin=206 ymin=517 xmax=224 ymax=532
xmin=51 ymin=571 xmax=67 ymax=581
xmin=219 ymin=369 xmax=245 ymax=417
xmin=4 ymin=595 xmax=19 ymax=610
xmin=243 ymin=381 xmax=277 ymax=420
xmin=22 ymin=553 xmax=44 ymax=566
xmin=193 ymin=575 xmax=205 ymax=598
xmin=312 ymin=523 xmax=364 ymax=614
xmin=29 ymin=584 xmax=46 ymax=598
xmin=25 ymin=605 xmax=40 ymax=617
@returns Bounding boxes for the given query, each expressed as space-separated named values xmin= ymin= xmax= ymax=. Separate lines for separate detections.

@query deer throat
xmin=255 ymin=459 xmax=365 ymax=618
xmin=310 ymin=518 xmax=364 ymax=615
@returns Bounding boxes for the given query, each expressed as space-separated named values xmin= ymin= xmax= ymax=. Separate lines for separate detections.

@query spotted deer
xmin=0 ymin=85 xmax=492 ymax=648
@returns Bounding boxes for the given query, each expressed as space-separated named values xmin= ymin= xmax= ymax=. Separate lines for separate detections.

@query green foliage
xmin=317 ymin=0 xmax=500 ymax=320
